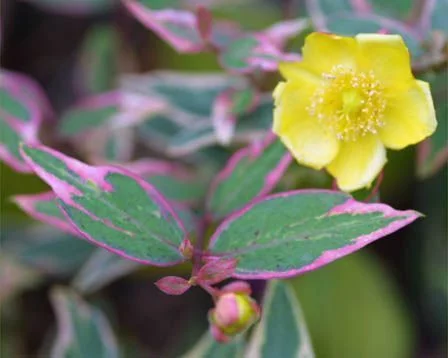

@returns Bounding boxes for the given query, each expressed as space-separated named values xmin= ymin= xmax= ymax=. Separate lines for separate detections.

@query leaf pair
xmin=19 ymin=141 xmax=419 ymax=280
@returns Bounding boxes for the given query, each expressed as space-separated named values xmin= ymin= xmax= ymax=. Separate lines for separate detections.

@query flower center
xmin=308 ymin=65 xmax=387 ymax=141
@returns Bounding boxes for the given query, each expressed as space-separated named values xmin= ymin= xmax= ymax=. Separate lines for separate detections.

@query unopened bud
xmin=179 ymin=239 xmax=194 ymax=259
xmin=208 ymin=287 xmax=260 ymax=342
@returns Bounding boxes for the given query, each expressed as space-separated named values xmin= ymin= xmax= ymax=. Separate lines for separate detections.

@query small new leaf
xmin=197 ymin=258 xmax=238 ymax=285
xmin=155 ymin=276 xmax=191 ymax=295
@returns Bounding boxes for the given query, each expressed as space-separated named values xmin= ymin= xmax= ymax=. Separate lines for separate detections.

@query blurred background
xmin=1 ymin=0 xmax=446 ymax=357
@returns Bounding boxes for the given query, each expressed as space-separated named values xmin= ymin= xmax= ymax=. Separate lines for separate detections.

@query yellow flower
xmin=273 ymin=33 xmax=437 ymax=192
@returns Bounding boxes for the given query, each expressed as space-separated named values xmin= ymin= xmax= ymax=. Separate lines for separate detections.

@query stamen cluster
xmin=308 ymin=65 xmax=387 ymax=141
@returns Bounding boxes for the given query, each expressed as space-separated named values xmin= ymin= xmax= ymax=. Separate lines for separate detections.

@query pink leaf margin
xmin=1 ymin=70 xmax=53 ymax=121
xmin=206 ymin=135 xmax=292 ymax=219
xmin=13 ymin=192 xmax=82 ymax=237
xmin=208 ymin=189 xmax=421 ymax=280
xmin=0 ymin=71 xmax=50 ymax=172
xmin=20 ymin=143 xmax=188 ymax=266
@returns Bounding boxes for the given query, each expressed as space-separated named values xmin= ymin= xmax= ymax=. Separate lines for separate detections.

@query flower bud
xmin=209 ymin=289 xmax=260 ymax=342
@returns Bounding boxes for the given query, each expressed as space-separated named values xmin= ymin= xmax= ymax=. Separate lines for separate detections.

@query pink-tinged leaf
xmin=197 ymin=258 xmax=238 ymax=285
xmin=72 ymin=249 xmax=140 ymax=294
xmin=196 ymin=6 xmax=213 ymax=42
xmin=0 ymin=70 xmax=47 ymax=172
xmin=59 ymin=91 xmax=165 ymax=138
xmin=59 ymin=91 xmax=120 ymax=137
xmin=155 ymin=276 xmax=191 ymax=295
xmin=305 ymin=3 xmax=424 ymax=55
xmin=246 ymin=280 xmax=314 ymax=358
xmin=20 ymin=143 xmax=188 ymax=266
xmin=183 ymin=332 xmax=244 ymax=357
xmin=122 ymin=0 xmax=240 ymax=53
xmin=305 ymin=0 xmax=372 ymax=30
xmin=417 ymin=68 xmax=447 ymax=178
xmin=50 ymin=288 xmax=119 ymax=358
xmin=219 ymin=35 xmax=300 ymax=74
xmin=211 ymin=88 xmax=259 ymax=146
xmin=59 ymin=91 xmax=164 ymax=162
xmin=75 ymin=24 xmax=119 ymax=96
xmin=208 ymin=190 xmax=421 ymax=279
xmin=261 ymin=18 xmax=310 ymax=48
xmin=3 ymin=225 xmax=94 ymax=277
xmin=13 ymin=192 xmax=82 ymax=237
xmin=207 ymin=136 xmax=292 ymax=221
xmin=1 ymin=70 xmax=53 ymax=121
xmin=212 ymin=90 xmax=237 ymax=145
xmin=350 ymin=0 xmax=372 ymax=13
xmin=123 ymin=0 xmax=203 ymax=53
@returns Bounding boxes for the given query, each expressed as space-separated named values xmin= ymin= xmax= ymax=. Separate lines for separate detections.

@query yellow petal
xmin=301 ymin=33 xmax=358 ymax=75
xmin=356 ymin=34 xmax=413 ymax=91
xmin=273 ymin=81 xmax=339 ymax=170
xmin=327 ymin=135 xmax=386 ymax=192
xmin=379 ymin=80 xmax=437 ymax=150
xmin=278 ymin=61 xmax=320 ymax=83
xmin=273 ymin=70 xmax=320 ymax=133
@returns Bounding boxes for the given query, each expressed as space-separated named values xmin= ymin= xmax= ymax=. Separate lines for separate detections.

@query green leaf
xmin=370 ymin=0 xmax=414 ymax=18
xmin=78 ymin=25 xmax=119 ymax=94
xmin=123 ymin=158 xmax=207 ymax=205
xmin=50 ymin=288 xmax=119 ymax=358
xmin=246 ymin=280 xmax=314 ymax=358
xmin=208 ymin=191 xmax=420 ymax=278
xmin=325 ymin=14 xmax=423 ymax=56
xmin=0 ymin=71 xmax=44 ymax=172
xmin=0 ymin=254 xmax=41 ymax=304
xmin=417 ymin=69 xmax=448 ymax=178
xmin=166 ymin=98 xmax=273 ymax=156
xmin=20 ymin=143 xmax=187 ymax=266
xmin=121 ymin=72 xmax=244 ymax=118
xmin=3 ymin=225 xmax=94 ymax=276
xmin=291 ymin=252 xmax=415 ymax=358
xmin=207 ymin=137 xmax=291 ymax=221
xmin=305 ymin=0 xmax=357 ymax=17
xmin=138 ymin=114 xmax=184 ymax=152
xmin=59 ymin=92 xmax=119 ymax=137
xmin=148 ymin=174 xmax=206 ymax=204
xmin=220 ymin=37 xmax=260 ymax=71
xmin=182 ymin=332 xmax=244 ymax=358
xmin=431 ymin=0 xmax=448 ymax=33
xmin=0 ymin=88 xmax=31 ymax=122
xmin=72 ymin=249 xmax=140 ymax=294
